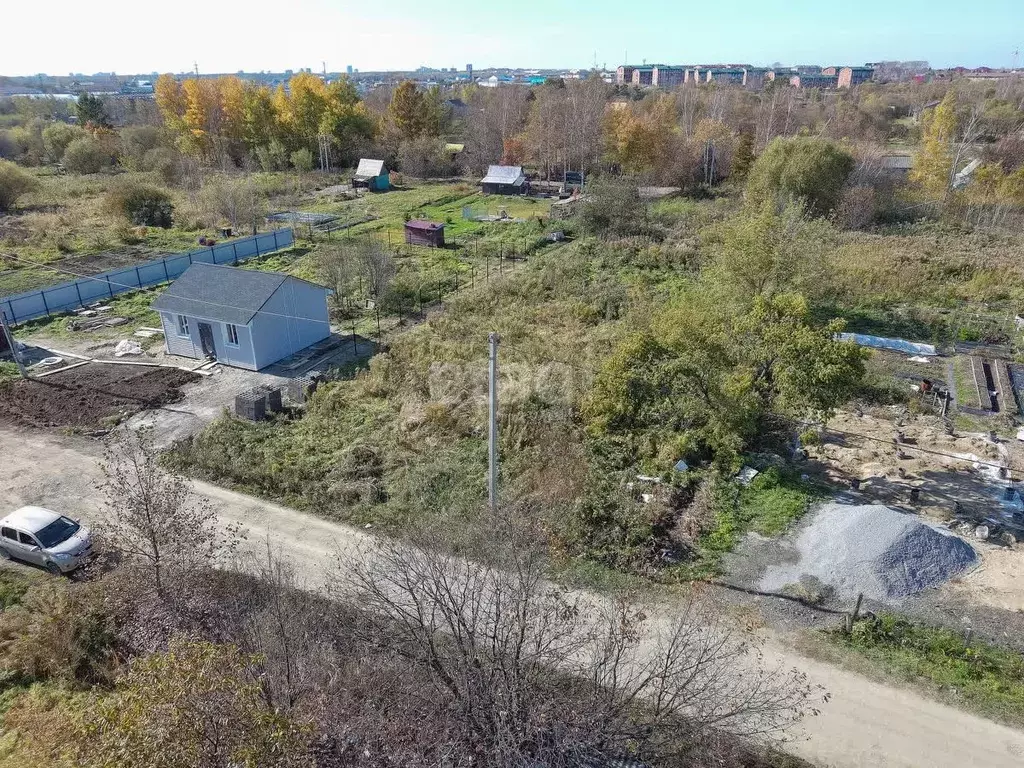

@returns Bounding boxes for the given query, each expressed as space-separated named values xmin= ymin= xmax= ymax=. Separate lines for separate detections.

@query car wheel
xmin=45 ymin=562 xmax=64 ymax=577
xmin=0 ymin=547 xmax=10 ymax=561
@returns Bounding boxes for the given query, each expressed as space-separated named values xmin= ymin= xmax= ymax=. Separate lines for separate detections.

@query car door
xmin=16 ymin=530 xmax=46 ymax=566
xmin=0 ymin=527 xmax=19 ymax=559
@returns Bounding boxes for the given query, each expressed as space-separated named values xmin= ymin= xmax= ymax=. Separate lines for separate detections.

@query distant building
xmin=743 ymin=68 xmax=770 ymax=88
xmin=616 ymin=65 xmax=637 ymax=84
xmin=790 ymin=73 xmax=839 ymax=89
xmin=481 ymin=165 xmax=528 ymax=195
xmin=404 ymin=220 xmax=446 ymax=248
xmin=705 ymin=68 xmax=745 ymax=85
xmin=838 ymin=66 xmax=875 ymax=88
xmin=630 ymin=66 xmax=657 ymax=86
xmin=821 ymin=66 xmax=840 ymax=76
xmin=652 ymin=65 xmax=685 ymax=88
xmin=346 ymin=65 xmax=353 ymax=75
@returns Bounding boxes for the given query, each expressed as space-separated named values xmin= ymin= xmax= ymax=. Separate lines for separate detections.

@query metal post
xmin=375 ymin=306 xmax=381 ymax=341
xmin=0 ymin=310 xmax=27 ymax=379
xmin=352 ymin=323 xmax=357 ymax=355
xmin=488 ymin=332 xmax=500 ymax=513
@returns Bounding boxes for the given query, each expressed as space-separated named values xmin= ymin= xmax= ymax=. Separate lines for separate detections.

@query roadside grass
xmin=824 ymin=614 xmax=1024 ymax=728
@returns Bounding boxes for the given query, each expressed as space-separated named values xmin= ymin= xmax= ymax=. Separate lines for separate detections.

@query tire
xmin=45 ymin=562 xmax=64 ymax=577
xmin=0 ymin=547 xmax=10 ymax=561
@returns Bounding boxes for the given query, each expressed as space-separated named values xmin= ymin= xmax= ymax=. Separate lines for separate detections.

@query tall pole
xmin=488 ymin=332 xmax=500 ymax=513
xmin=0 ymin=310 xmax=27 ymax=379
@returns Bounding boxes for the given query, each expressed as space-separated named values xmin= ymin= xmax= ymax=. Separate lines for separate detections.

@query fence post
xmin=134 ymin=265 xmax=142 ymax=287
xmin=40 ymin=290 xmax=49 ymax=316
xmin=106 ymin=279 xmax=114 ymax=299
xmin=273 ymin=230 xmax=279 ymax=250
xmin=162 ymin=259 xmax=169 ymax=281
xmin=74 ymin=282 xmax=84 ymax=308
xmin=232 ymin=243 xmax=239 ymax=264
xmin=188 ymin=252 xmax=193 ymax=265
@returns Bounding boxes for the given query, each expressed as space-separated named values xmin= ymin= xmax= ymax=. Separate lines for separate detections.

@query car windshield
xmin=34 ymin=517 xmax=80 ymax=549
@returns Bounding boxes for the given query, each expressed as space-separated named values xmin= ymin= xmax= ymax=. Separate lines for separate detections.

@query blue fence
xmin=1 ymin=229 xmax=295 ymax=325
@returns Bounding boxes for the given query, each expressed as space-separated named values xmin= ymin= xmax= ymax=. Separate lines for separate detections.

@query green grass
xmin=687 ymin=469 xmax=816 ymax=577
xmin=0 ymin=363 xmax=22 ymax=386
xmin=18 ymin=285 xmax=163 ymax=340
xmin=827 ymin=614 xmax=1024 ymax=728
xmin=0 ymin=570 xmax=35 ymax=610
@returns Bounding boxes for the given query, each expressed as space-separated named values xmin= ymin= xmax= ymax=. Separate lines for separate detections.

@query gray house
xmin=152 ymin=263 xmax=331 ymax=371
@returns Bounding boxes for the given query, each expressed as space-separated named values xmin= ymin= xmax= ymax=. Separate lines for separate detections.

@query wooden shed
xmin=480 ymin=165 xmax=527 ymax=196
xmin=352 ymin=159 xmax=390 ymax=192
xmin=404 ymin=220 xmax=445 ymax=248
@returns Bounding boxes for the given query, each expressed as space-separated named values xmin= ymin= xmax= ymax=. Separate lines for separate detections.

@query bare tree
xmin=201 ymin=174 xmax=268 ymax=234
xmin=99 ymin=426 xmax=238 ymax=597
xmin=336 ymin=519 xmax=820 ymax=766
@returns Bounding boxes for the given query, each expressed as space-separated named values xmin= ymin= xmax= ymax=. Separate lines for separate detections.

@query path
xmin=2 ymin=426 xmax=1023 ymax=768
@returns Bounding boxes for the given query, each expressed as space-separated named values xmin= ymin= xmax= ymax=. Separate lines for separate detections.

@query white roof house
xmin=480 ymin=165 xmax=527 ymax=194
xmin=354 ymin=158 xmax=386 ymax=180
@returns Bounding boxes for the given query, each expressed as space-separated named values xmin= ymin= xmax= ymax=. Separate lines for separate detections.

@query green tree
xmin=585 ymin=291 xmax=865 ymax=465
xmin=731 ymin=131 xmax=756 ymax=180
xmin=61 ymin=136 xmax=112 ymax=174
xmin=0 ymin=159 xmax=40 ymax=211
xmin=705 ymin=201 xmax=835 ymax=308
xmin=41 ymin=122 xmax=85 ymax=163
xmin=75 ymin=92 xmax=110 ymax=127
xmin=745 ymin=136 xmax=855 ymax=216
xmin=910 ymin=90 xmax=958 ymax=199
xmin=289 ymin=147 xmax=313 ymax=172
xmin=388 ymin=80 xmax=437 ymax=141
xmin=2 ymin=641 xmax=308 ymax=768
xmin=579 ymin=177 xmax=649 ymax=238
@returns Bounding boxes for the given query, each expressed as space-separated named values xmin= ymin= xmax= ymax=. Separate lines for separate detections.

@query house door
xmin=197 ymin=322 xmax=217 ymax=358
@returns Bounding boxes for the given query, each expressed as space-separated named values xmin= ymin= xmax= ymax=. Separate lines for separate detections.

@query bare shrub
xmin=336 ymin=519 xmax=820 ymax=766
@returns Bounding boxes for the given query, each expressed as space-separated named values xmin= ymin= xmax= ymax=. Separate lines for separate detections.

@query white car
xmin=0 ymin=506 xmax=94 ymax=575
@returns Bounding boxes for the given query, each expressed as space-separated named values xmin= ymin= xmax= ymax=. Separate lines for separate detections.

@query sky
xmin=2 ymin=0 xmax=1021 ymax=76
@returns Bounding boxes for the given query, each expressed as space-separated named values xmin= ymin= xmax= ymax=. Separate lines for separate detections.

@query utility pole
xmin=488 ymin=332 xmax=500 ymax=513
xmin=0 ymin=310 xmax=27 ymax=379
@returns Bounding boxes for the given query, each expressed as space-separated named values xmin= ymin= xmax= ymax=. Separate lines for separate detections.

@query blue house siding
xmin=157 ymin=310 xmax=259 ymax=370
xmin=249 ymin=279 xmax=330 ymax=370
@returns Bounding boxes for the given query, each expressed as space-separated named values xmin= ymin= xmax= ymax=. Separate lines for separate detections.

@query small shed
xmin=352 ymin=159 xmax=390 ymax=192
xmin=481 ymin=165 xmax=528 ymax=196
xmin=404 ymin=220 xmax=446 ymax=248
xmin=152 ymin=263 xmax=331 ymax=371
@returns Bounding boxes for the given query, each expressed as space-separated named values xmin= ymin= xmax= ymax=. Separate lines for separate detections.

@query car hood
xmin=47 ymin=526 xmax=93 ymax=556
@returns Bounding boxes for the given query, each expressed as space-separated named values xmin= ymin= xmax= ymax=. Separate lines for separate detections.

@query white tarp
xmin=837 ymin=333 xmax=937 ymax=356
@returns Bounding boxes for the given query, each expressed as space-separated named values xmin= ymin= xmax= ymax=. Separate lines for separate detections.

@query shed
xmin=152 ymin=263 xmax=331 ymax=371
xmin=404 ymin=220 xmax=446 ymax=248
xmin=352 ymin=158 xmax=390 ymax=192
xmin=481 ymin=165 xmax=528 ymax=195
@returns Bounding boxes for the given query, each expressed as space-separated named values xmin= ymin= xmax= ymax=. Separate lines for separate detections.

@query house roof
xmin=405 ymin=220 xmax=444 ymax=231
xmin=152 ymin=263 xmax=321 ymax=326
xmin=355 ymin=158 xmax=386 ymax=178
xmin=481 ymin=165 xmax=525 ymax=185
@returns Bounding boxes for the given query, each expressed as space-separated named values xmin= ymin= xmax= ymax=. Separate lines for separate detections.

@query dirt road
xmin=2 ymin=426 xmax=1024 ymax=768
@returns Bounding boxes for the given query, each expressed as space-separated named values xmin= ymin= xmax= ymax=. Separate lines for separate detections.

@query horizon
xmin=2 ymin=0 xmax=1021 ymax=78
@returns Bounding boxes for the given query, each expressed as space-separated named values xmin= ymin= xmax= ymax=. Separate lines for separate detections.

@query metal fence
xmin=1 ymin=229 xmax=295 ymax=325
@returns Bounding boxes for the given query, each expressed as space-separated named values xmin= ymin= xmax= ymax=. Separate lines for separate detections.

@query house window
xmin=177 ymin=315 xmax=189 ymax=337
xmin=225 ymin=323 xmax=239 ymax=346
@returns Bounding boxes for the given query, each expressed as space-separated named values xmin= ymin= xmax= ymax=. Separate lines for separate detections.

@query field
xmin=0 ymin=362 xmax=197 ymax=430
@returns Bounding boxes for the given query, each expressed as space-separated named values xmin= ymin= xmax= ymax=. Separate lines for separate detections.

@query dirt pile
xmin=0 ymin=363 xmax=197 ymax=430
xmin=760 ymin=502 xmax=978 ymax=601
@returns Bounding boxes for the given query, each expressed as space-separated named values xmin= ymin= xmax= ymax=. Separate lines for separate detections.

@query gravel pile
xmin=760 ymin=502 xmax=978 ymax=602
